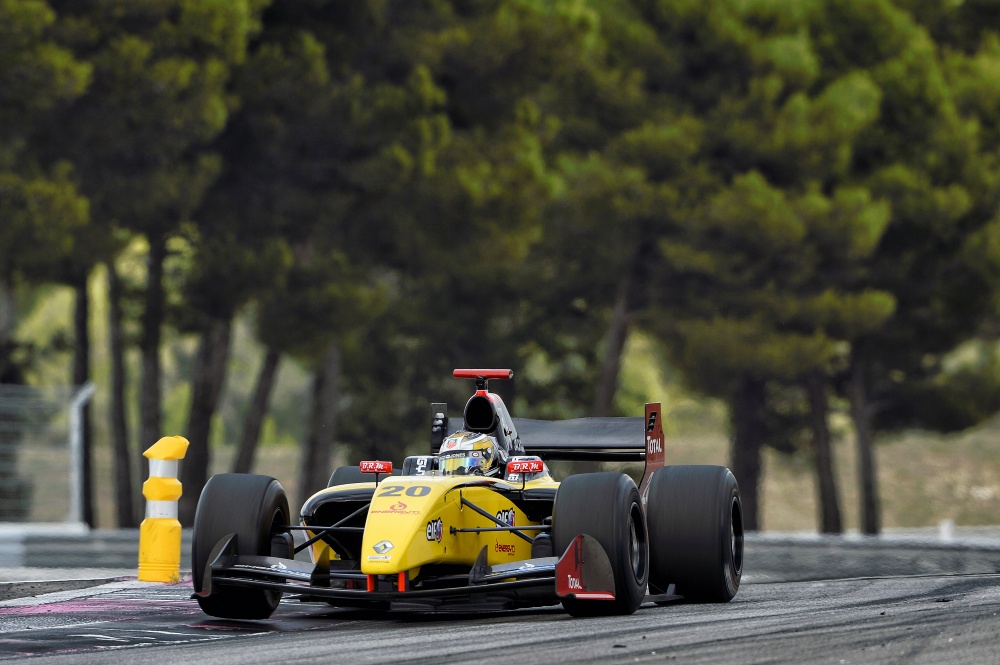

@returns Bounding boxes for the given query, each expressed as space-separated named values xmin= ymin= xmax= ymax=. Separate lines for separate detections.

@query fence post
xmin=67 ymin=382 xmax=95 ymax=527
xmin=138 ymin=435 xmax=190 ymax=582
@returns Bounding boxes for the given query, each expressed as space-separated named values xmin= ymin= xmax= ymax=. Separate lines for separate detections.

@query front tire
xmin=646 ymin=465 xmax=743 ymax=602
xmin=552 ymin=472 xmax=648 ymax=616
xmin=192 ymin=473 xmax=292 ymax=619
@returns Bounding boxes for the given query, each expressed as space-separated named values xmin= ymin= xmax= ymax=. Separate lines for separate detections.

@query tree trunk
xmin=232 ymin=348 xmax=281 ymax=474
xmin=806 ymin=369 xmax=842 ymax=533
xmin=849 ymin=357 xmax=880 ymax=534
xmin=0 ymin=277 xmax=29 ymax=520
xmin=592 ymin=242 xmax=649 ymax=417
xmin=730 ymin=375 xmax=767 ymax=531
xmin=72 ymin=273 xmax=94 ymax=527
xmin=139 ymin=235 xmax=166 ymax=455
xmin=298 ymin=344 xmax=340 ymax=506
xmin=0 ymin=277 xmax=16 ymax=381
xmin=178 ymin=317 xmax=233 ymax=526
xmin=107 ymin=261 xmax=136 ymax=527
xmin=592 ymin=284 xmax=630 ymax=417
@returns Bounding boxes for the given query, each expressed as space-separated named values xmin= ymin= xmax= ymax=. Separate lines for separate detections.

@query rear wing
xmin=432 ymin=400 xmax=666 ymax=502
xmin=514 ymin=403 xmax=665 ymax=502
xmin=513 ymin=417 xmax=643 ymax=461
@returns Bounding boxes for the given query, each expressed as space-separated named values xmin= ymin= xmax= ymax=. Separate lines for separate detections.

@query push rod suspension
xmin=459 ymin=496 xmax=534 ymax=544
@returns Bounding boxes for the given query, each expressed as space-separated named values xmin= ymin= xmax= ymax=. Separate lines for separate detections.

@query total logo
xmin=496 ymin=508 xmax=516 ymax=527
xmin=567 ymin=574 xmax=583 ymax=590
xmin=647 ymin=437 xmax=663 ymax=454
xmin=426 ymin=518 xmax=443 ymax=543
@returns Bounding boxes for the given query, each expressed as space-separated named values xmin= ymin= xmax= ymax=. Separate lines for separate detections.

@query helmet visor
xmin=440 ymin=454 xmax=487 ymax=475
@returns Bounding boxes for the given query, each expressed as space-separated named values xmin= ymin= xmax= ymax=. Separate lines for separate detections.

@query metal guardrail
xmin=0 ymin=528 xmax=191 ymax=569
xmin=3 ymin=527 xmax=1000 ymax=582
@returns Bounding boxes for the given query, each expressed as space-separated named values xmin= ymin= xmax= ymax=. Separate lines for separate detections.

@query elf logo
xmin=567 ymin=575 xmax=583 ymax=590
xmin=496 ymin=508 xmax=515 ymax=527
xmin=426 ymin=518 xmax=443 ymax=543
xmin=646 ymin=412 xmax=657 ymax=432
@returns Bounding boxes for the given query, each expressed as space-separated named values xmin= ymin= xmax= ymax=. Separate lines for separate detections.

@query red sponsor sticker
xmin=507 ymin=459 xmax=544 ymax=474
xmin=360 ymin=460 xmax=393 ymax=474
xmin=494 ymin=541 xmax=516 ymax=556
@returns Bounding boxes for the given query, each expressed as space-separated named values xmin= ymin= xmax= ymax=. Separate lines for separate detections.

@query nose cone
xmin=360 ymin=478 xmax=450 ymax=574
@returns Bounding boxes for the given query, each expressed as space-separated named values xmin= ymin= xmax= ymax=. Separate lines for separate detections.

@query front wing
xmin=194 ymin=532 xmax=638 ymax=612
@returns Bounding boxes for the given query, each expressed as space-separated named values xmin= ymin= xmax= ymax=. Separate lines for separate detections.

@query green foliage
xmin=0 ymin=171 xmax=88 ymax=282
xmin=6 ymin=0 xmax=1000 ymax=487
xmin=876 ymin=342 xmax=1000 ymax=433
xmin=48 ymin=0 xmax=260 ymax=237
xmin=0 ymin=0 xmax=91 ymax=287
xmin=0 ymin=0 xmax=91 ymax=155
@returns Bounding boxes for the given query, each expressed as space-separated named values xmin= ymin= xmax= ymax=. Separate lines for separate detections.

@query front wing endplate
xmin=554 ymin=533 xmax=616 ymax=601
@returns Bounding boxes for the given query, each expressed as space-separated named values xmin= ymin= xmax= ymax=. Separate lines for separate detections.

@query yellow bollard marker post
xmin=138 ymin=435 xmax=190 ymax=582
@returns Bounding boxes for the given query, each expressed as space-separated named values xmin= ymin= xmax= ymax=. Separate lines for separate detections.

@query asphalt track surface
xmin=1 ymin=571 xmax=999 ymax=664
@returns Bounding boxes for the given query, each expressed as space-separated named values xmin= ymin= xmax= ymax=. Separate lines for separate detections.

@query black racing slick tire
xmin=192 ymin=473 xmax=292 ymax=620
xmin=327 ymin=465 xmax=400 ymax=487
xmin=552 ymin=472 xmax=648 ymax=616
xmin=646 ymin=465 xmax=743 ymax=603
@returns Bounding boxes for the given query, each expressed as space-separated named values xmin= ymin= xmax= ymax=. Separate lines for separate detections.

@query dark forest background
xmin=3 ymin=0 xmax=1000 ymax=532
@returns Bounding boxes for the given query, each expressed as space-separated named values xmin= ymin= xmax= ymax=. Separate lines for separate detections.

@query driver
xmin=438 ymin=431 xmax=504 ymax=477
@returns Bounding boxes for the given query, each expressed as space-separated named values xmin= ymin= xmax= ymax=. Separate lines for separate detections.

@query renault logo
xmin=373 ymin=540 xmax=394 ymax=554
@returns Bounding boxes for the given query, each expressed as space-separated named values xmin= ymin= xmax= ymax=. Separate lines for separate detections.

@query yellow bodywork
xmin=305 ymin=473 xmax=559 ymax=577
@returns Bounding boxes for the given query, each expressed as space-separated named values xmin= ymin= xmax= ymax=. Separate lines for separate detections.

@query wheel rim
xmin=730 ymin=496 xmax=744 ymax=575
xmin=627 ymin=501 xmax=647 ymax=584
xmin=630 ymin=518 xmax=639 ymax=573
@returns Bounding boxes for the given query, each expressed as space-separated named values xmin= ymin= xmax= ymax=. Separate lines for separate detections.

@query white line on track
xmin=0 ymin=579 xmax=159 ymax=608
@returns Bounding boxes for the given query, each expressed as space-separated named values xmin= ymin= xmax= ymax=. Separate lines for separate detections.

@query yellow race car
xmin=192 ymin=369 xmax=743 ymax=618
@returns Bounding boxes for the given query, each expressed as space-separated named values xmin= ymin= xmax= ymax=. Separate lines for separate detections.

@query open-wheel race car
xmin=191 ymin=369 xmax=744 ymax=618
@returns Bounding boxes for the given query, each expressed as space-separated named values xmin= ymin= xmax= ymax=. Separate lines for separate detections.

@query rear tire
xmin=192 ymin=473 xmax=292 ymax=619
xmin=552 ymin=472 xmax=648 ymax=616
xmin=646 ymin=465 xmax=743 ymax=602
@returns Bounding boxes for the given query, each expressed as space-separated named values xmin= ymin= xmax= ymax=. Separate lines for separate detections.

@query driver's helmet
xmin=438 ymin=431 xmax=500 ymax=477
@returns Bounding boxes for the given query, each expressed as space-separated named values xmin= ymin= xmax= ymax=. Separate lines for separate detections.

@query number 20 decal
xmin=377 ymin=485 xmax=431 ymax=498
